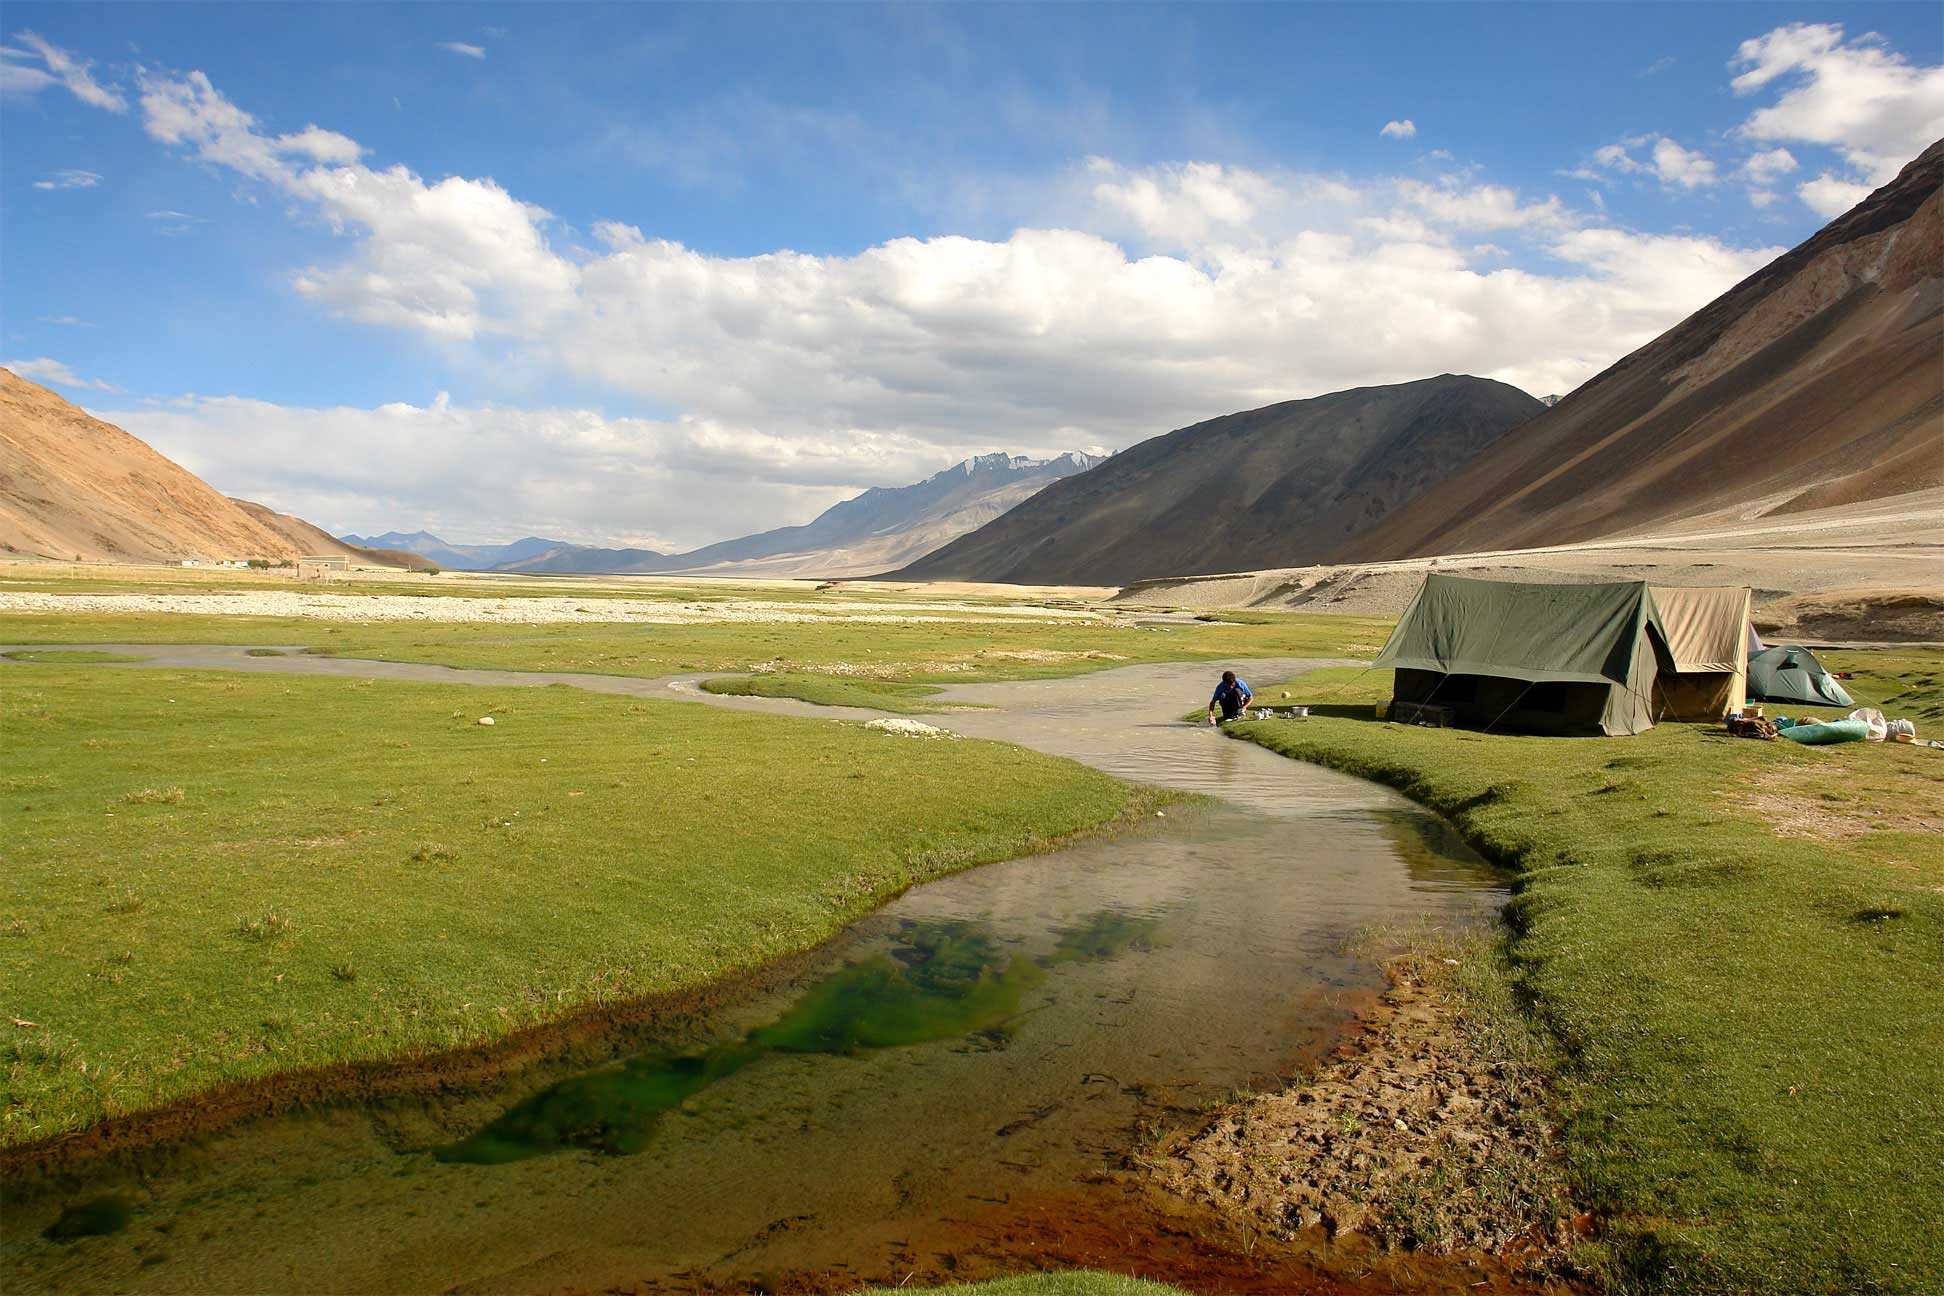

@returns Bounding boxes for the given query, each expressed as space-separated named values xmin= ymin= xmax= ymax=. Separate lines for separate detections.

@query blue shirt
xmin=1211 ymin=678 xmax=1252 ymax=704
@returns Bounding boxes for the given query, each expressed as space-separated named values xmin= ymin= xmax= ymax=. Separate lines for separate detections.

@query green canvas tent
xmin=1746 ymin=645 xmax=1855 ymax=707
xmin=1373 ymin=574 xmax=1673 ymax=736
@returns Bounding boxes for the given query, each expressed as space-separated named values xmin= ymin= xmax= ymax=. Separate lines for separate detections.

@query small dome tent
xmin=1746 ymin=646 xmax=1855 ymax=708
xmin=1373 ymin=574 xmax=1673 ymax=736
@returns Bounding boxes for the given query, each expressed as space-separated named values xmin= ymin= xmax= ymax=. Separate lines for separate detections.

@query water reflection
xmin=441 ymin=912 xmax=1160 ymax=1164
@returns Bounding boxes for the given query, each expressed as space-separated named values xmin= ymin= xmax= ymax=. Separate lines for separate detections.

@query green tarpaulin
xmin=1373 ymin=574 xmax=1673 ymax=736
xmin=1747 ymin=646 xmax=1855 ymax=707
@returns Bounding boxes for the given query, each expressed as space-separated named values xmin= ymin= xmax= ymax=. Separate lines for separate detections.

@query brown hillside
xmin=1342 ymin=139 xmax=1944 ymax=560
xmin=895 ymin=375 xmax=1544 ymax=586
xmin=230 ymin=498 xmax=364 ymax=561
xmin=0 ymin=368 xmax=376 ymax=565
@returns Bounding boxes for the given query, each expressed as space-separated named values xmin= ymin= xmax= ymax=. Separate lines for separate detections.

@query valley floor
xmin=4 ymin=577 xmax=1940 ymax=1294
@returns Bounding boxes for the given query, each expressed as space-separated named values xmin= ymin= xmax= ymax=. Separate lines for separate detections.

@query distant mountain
xmin=493 ymin=451 xmax=1105 ymax=577
xmin=0 ymin=368 xmax=377 ymax=565
xmin=1346 ymin=138 xmax=1944 ymax=561
xmin=893 ymin=376 xmax=1543 ymax=586
xmin=493 ymin=544 xmax=673 ymax=575
xmin=335 ymin=531 xmax=568 ymax=571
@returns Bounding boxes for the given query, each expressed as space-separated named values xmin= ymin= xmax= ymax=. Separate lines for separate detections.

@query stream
xmin=2 ymin=649 xmax=1509 ymax=1293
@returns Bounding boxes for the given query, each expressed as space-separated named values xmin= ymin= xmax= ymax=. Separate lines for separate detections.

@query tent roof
xmin=1649 ymin=585 xmax=1751 ymax=674
xmin=1373 ymin=574 xmax=1666 ymax=686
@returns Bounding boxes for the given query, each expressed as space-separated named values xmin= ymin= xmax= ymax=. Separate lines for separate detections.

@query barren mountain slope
xmin=231 ymin=499 xmax=363 ymax=561
xmin=1343 ymin=139 xmax=1944 ymax=560
xmin=894 ymin=376 xmax=1544 ymax=586
xmin=0 ymin=369 xmax=305 ymax=563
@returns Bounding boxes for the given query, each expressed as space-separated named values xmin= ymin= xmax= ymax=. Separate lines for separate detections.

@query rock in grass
xmin=864 ymin=717 xmax=949 ymax=738
xmin=478 ymin=716 xmax=496 ymax=727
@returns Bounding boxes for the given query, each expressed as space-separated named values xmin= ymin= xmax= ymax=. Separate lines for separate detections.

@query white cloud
xmin=102 ymin=66 xmax=1784 ymax=546
xmin=1087 ymin=158 xmax=1281 ymax=248
xmin=5 ymin=32 xmax=125 ymax=111
xmin=1748 ymin=190 xmax=1779 ymax=210
xmin=1798 ymin=172 xmax=1874 ymax=218
xmin=1380 ymin=119 xmax=1416 ymax=139
xmin=1731 ymin=23 xmax=1944 ymax=184
xmin=36 ymin=315 xmax=94 ymax=327
xmin=439 ymin=42 xmax=485 ymax=59
xmin=1591 ymin=135 xmax=1719 ymax=188
xmin=138 ymin=69 xmax=360 ymax=179
xmin=1397 ymin=178 xmax=1571 ymax=231
xmin=4 ymin=357 xmax=119 ymax=390
xmin=1741 ymin=147 xmax=1798 ymax=184
xmin=98 ymin=395 xmax=945 ymax=550
xmin=31 ymin=168 xmax=101 ymax=190
xmin=0 ymin=53 xmax=56 ymax=101
xmin=1651 ymin=137 xmax=1718 ymax=188
xmin=146 ymin=209 xmax=208 ymax=236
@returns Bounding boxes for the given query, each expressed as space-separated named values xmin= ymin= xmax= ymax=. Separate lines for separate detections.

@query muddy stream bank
xmin=3 ymin=649 xmax=1518 ymax=1293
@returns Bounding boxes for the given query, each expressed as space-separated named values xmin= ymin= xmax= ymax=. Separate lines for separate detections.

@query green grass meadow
xmin=0 ymin=663 xmax=1164 ymax=1146
xmin=1231 ymin=652 xmax=1944 ymax=1293
xmin=0 ymin=607 xmax=1390 ymax=682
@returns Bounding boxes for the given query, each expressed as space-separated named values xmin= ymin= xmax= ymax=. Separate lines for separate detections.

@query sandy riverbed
xmin=0 ymin=590 xmax=1110 ymax=625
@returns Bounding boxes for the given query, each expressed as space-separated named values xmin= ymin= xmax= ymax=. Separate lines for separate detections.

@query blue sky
xmin=3 ymin=3 xmax=1940 ymax=547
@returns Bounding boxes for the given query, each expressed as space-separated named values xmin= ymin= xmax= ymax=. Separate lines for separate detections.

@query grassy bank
xmin=0 ymin=608 xmax=1387 ymax=683
xmin=1 ymin=664 xmax=1166 ymax=1148
xmin=1228 ymin=651 xmax=1944 ymax=1293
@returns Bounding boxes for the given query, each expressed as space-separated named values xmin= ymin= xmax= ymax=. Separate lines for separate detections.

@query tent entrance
xmin=1395 ymin=668 xmax=1621 ymax=736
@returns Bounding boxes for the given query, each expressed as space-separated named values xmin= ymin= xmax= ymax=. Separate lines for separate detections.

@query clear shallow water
xmin=2 ymin=652 xmax=1506 ymax=1293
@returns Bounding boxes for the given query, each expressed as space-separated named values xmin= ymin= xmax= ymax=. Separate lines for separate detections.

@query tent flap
xmin=1649 ymin=586 xmax=1752 ymax=673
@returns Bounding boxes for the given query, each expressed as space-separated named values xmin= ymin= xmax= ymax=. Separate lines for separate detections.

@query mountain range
xmin=896 ymin=377 xmax=1543 ymax=585
xmin=335 ymin=532 xmax=566 ymax=572
xmin=493 ymin=451 xmax=1105 ymax=577
xmin=342 ymin=451 xmax=1105 ymax=578
xmin=898 ymin=138 xmax=1942 ymax=585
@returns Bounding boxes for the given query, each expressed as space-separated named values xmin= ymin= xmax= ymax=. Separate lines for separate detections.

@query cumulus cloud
xmin=1590 ymin=134 xmax=1719 ymax=188
xmin=4 ymin=357 xmax=118 ymax=390
xmin=97 ymin=395 xmax=953 ymax=549
xmin=31 ymin=168 xmax=101 ymax=190
xmin=4 ymin=31 xmax=125 ymax=111
xmin=97 ymin=65 xmax=1783 ymax=546
xmin=1741 ymin=147 xmax=1798 ymax=184
xmin=1651 ymin=137 xmax=1718 ymax=188
xmin=439 ymin=42 xmax=485 ymax=59
xmin=139 ymin=69 xmax=361 ymax=180
xmin=1797 ymin=172 xmax=1874 ymax=218
xmin=1731 ymin=23 xmax=1944 ymax=184
xmin=1380 ymin=119 xmax=1416 ymax=139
